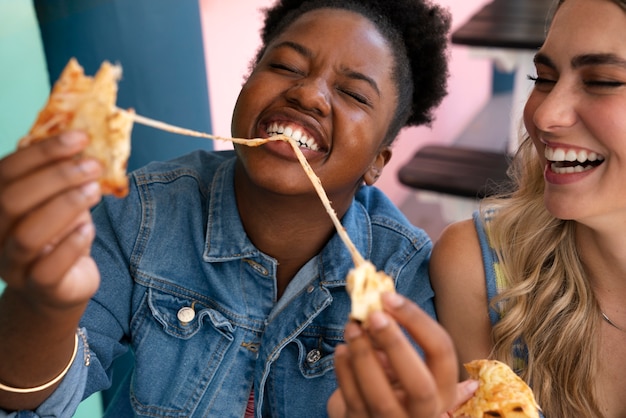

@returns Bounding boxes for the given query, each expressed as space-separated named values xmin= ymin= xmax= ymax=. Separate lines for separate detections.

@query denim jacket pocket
xmin=293 ymin=332 xmax=339 ymax=378
xmin=129 ymin=287 xmax=235 ymax=417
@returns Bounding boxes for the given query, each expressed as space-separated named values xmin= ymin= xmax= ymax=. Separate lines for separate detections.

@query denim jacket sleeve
xmin=0 ymin=329 xmax=90 ymax=418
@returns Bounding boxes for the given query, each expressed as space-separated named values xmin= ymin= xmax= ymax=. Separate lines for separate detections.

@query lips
xmin=544 ymin=145 xmax=605 ymax=174
xmin=266 ymin=122 xmax=321 ymax=152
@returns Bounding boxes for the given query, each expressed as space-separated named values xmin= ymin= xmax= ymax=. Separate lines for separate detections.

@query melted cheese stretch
xmin=125 ymin=109 xmax=395 ymax=322
xmin=126 ymin=110 xmax=366 ymax=265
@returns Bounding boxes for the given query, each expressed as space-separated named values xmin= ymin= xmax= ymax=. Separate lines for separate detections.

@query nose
xmin=527 ymin=81 xmax=578 ymax=134
xmin=285 ymin=77 xmax=331 ymax=116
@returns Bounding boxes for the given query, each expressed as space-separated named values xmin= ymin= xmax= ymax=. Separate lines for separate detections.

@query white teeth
xmin=565 ymin=150 xmax=577 ymax=162
xmin=544 ymin=146 xmax=605 ymax=163
xmin=266 ymin=124 xmax=320 ymax=151
xmin=550 ymin=163 xmax=593 ymax=174
xmin=550 ymin=148 xmax=566 ymax=161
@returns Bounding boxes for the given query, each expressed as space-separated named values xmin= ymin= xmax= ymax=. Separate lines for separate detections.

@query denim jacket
xmin=2 ymin=151 xmax=434 ymax=418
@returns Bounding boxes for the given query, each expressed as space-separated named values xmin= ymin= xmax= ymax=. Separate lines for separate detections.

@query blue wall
xmin=34 ymin=0 xmax=214 ymax=171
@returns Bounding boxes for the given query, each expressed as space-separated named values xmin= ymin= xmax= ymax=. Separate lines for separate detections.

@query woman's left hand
xmin=327 ymin=292 xmax=478 ymax=418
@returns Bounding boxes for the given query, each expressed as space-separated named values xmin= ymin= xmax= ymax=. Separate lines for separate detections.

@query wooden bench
xmin=398 ymin=0 xmax=551 ymax=199
xmin=399 ymin=91 xmax=514 ymax=198
xmin=398 ymin=145 xmax=512 ymax=199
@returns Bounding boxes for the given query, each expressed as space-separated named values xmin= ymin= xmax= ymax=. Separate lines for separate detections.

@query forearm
xmin=0 ymin=288 xmax=86 ymax=411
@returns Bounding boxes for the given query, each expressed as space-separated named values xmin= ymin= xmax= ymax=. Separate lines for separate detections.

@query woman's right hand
xmin=0 ymin=131 xmax=103 ymax=309
xmin=328 ymin=292 xmax=478 ymax=418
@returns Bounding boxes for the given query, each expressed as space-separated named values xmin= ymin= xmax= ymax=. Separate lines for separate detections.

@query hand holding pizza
xmin=0 ymin=132 xmax=102 ymax=310
xmin=328 ymin=292 xmax=478 ymax=418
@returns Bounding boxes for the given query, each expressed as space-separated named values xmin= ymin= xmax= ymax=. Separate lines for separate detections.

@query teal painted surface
xmin=0 ymin=4 xmax=103 ymax=415
xmin=74 ymin=392 xmax=104 ymax=417
xmin=0 ymin=0 xmax=50 ymax=158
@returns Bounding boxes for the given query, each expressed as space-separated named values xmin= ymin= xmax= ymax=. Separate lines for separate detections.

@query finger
xmin=378 ymin=293 xmax=458 ymax=412
xmin=444 ymin=380 xmax=479 ymax=417
xmin=6 ymin=181 xmax=101 ymax=265
xmin=29 ymin=221 xmax=95 ymax=287
xmin=366 ymin=310 xmax=443 ymax=417
xmin=0 ymin=132 xmax=89 ymax=181
xmin=27 ymin=224 xmax=100 ymax=309
xmin=327 ymin=388 xmax=347 ymax=418
xmin=331 ymin=344 xmax=367 ymax=417
xmin=343 ymin=321 xmax=407 ymax=417
xmin=1 ymin=157 xmax=102 ymax=219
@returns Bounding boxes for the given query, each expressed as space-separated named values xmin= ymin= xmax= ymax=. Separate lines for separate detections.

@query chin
xmin=544 ymin=197 xmax=581 ymax=221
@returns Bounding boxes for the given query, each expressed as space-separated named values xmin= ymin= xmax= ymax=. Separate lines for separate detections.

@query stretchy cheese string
xmin=129 ymin=112 xmax=275 ymax=146
xmin=124 ymin=109 xmax=365 ymax=267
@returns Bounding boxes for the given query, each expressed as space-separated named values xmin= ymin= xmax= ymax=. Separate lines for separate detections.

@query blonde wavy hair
xmin=483 ymin=136 xmax=602 ymax=416
xmin=480 ymin=2 xmax=626 ymax=415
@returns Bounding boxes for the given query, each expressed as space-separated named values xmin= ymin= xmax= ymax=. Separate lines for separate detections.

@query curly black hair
xmin=253 ymin=0 xmax=451 ymax=144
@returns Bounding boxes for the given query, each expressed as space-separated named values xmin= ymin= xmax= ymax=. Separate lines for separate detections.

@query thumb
xmin=444 ymin=379 xmax=479 ymax=417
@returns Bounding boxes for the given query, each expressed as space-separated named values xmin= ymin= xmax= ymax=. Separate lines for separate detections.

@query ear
xmin=363 ymin=146 xmax=392 ymax=185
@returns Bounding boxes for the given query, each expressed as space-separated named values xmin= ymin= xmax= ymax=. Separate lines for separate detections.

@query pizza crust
xmin=19 ymin=58 xmax=134 ymax=197
xmin=452 ymin=359 xmax=540 ymax=418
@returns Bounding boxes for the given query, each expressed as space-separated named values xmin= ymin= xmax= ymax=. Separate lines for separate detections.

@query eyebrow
xmin=534 ymin=51 xmax=626 ymax=70
xmin=272 ymin=41 xmax=381 ymax=97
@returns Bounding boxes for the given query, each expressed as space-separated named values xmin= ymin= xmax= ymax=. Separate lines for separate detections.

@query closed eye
xmin=527 ymin=74 xmax=555 ymax=85
xmin=339 ymin=88 xmax=371 ymax=106
xmin=270 ymin=63 xmax=303 ymax=76
xmin=584 ymin=80 xmax=625 ymax=88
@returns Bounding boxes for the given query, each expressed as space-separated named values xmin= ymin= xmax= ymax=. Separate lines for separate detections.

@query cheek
xmin=231 ymin=83 xmax=262 ymax=136
xmin=522 ymin=94 xmax=540 ymax=137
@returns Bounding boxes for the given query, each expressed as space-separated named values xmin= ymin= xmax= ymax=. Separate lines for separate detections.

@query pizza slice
xmin=452 ymin=359 xmax=540 ymax=418
xmin=19 ymin=58 xmax=134 ymax=197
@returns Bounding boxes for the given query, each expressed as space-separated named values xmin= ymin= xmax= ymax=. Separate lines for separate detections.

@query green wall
xmin=0 ymin=0 xmax=49 ymax=158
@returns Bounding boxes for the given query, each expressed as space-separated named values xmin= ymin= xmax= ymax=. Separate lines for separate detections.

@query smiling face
xmin=230 ymin=8 xmax=396 ymax=204
xmin=523 ymin=0 xmax=626 ymax=223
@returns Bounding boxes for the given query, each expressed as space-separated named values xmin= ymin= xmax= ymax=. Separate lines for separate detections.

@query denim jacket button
xmin=177 ymin=306 xmax=196 ymax=324
xmin=306 ymin=349 xmax=322 ymax=364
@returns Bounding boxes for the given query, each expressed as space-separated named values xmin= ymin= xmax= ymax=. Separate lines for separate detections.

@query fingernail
xmin=79 ymin=159 xmax=101 ymax=174
xmin=464 ymin=379 xmax=480 ymax=395
xmin=382 ymin=292 xmax=404 ymax=308
xmin=78 ymin=222 xmax=95 ymax=239
xmin=60 ymin=131 xmax=86 ymax=146
xmin=344 ymin=322 xmax=362 ymax=341
xmin=81 ymin=181 xmax=100 ymax=197
xmin=367 ymin=311 xmax=389 ymax=331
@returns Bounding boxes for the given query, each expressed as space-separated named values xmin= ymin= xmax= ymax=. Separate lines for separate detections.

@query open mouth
xmin=545 ymin=146 xmax=605 ymax=174
xmin=266 ymin=122 xmax=321 ymax=152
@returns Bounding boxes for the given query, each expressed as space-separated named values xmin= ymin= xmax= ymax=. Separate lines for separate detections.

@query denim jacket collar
xmin=203 ymin=157 xmax=371 ymax=288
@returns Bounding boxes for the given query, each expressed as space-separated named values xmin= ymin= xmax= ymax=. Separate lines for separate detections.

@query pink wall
xmin=199 ymin=0 xmax=493 ymax=205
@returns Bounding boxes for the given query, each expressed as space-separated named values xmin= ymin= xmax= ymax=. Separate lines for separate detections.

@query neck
xmin=234 ymin=172 xmax=351 ymax=298
xmin=577 ymin=223 xmax=626 ymax=328
xmin=577 ymin=223 xmax=626 ymax=289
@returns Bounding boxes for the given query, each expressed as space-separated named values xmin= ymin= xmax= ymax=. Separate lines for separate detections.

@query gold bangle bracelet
xmin=0 ymin=332 xmax=78 ymax=394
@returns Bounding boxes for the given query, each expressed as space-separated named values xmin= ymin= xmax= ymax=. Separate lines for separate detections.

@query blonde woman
xmin=431 ymin=0 xmax=626 ymax=416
